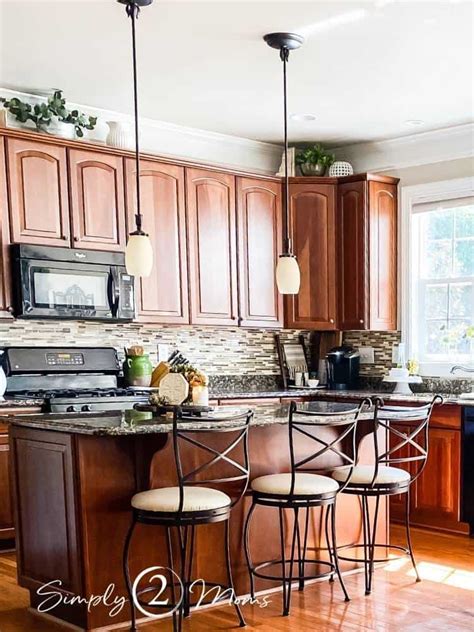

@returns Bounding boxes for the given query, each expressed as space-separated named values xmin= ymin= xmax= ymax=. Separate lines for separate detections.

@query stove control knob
xmin=66 ymin=406 xmax=76 ymax=413
xmin=81 ymin=405 xmax=92 ymax=412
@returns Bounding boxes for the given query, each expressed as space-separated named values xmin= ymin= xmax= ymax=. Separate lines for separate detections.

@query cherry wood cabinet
xmin=0 ymin=137 xmax=12 ymax=316
xmin=125 ymin=159 xmax=189 ymax=323
xmin=286 ymin=181 xmax=337 ymax=329
xmin=237 ymin=177 xmax=283 ymax=327
xmin=0 ymin=431 xmax=14 ymax=541
xmin=186 ymin=168 xmax=238 ymax=326
xmin=6 ymin=137 xmax=70 ymax=246
xmin=337 ymin=175 xmax=398 ymax=331
xmin=68 ymin=149 xmax=126 ymax=251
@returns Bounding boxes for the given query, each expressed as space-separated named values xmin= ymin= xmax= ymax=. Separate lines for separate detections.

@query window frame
xmin=401 ymin=176 xmax=474 ymax=377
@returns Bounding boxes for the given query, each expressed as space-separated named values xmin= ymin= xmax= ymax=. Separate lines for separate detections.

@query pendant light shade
xmin=125 ymin=233 xmax=153 ymax=277
xmin=120 ymin=0 xmax=154 ymax=277
xmin=276 ymin=253 xmax=301 ymax=294
xmin=264 ymin=32 xmax=303 ymax=296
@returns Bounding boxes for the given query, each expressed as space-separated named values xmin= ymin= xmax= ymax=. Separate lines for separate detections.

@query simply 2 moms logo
xmin=36 ymin=566 xmax=271 ymax=619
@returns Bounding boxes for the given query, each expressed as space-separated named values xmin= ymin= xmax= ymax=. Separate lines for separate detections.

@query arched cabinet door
xmin=286 ymin=182 xmax=337 ymax=330
xmin=186 ymin=168 xmax=238 ymax=326
xmin=6 ymin=138 xmax=70 ymax=246
xmin=237 ymin=177 xmax=283 ymax=327
xmin=69 ymin=149 xmax=126 ymax=251
xmin=125 ymin=158 xmax=189 ymax=324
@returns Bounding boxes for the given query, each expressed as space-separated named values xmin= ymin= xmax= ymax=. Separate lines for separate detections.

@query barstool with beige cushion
xmin=123 ymin=406 xmax=252 ymax=632
xmin=244 ymin=399 xmax=369 ymax=616
xmin=333 ymin=395 xmax=442 ymax=595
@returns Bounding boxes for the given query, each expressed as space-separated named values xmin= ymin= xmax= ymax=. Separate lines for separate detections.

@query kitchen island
xmin=8 ymin=402 xmax=385 ymax=631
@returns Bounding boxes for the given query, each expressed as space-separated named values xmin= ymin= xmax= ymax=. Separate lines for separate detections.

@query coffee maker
xmin=326 ymin=346 xmax=360 ymax=390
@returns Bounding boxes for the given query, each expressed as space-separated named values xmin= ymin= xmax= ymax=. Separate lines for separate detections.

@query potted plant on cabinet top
xmin=295 ymin=144 xmax=335 ymax=176
xmin=0 ymin=90 xmax=97 ymax=139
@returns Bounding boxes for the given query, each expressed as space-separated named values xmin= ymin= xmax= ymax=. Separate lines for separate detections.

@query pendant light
xmin=120 ymin=0 xmax=154 ymax=277
xmin=264 ymin=33 xmax=304 ymax=295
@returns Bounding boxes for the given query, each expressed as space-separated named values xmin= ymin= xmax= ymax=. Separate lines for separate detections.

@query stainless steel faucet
xmin=450 ymin=365 xmax=474 ymax=374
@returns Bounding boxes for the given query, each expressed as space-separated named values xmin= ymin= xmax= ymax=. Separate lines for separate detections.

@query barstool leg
xmin=122 ymin=517 xmax=138 ymax=632
xmin=405 ymin=488 xmax=421 ymax=582
xmin=296 ymin=506 xmax=308 ymax=591
xmin=177 ymin=526 xmax=188 ymax=632
xmin=278 ymin=507 xmax=288 ymax=616
xmin=166 ymin=527 xmax=179 ymax=632
xmin=367 ymin=495 xmax=380 ymax=595
xmin=361 ymin=495 xmax=371 ymax=594
xmin=330 ymin=502 xmax=350 ymax=602
xmin=324 ymin=504 xmax=335 ymax=583
xmin=224 ymin=519 xmax=246 ymax=627
xmin=284 ymin=507 xmax=299 ymax=615
xmin=243 ymin=500 xmax=257 ymax=600
xmin=184 ymin=525 xmax=195 ymax=617
xmin=299 ymin=506 xmax=310 ymax=591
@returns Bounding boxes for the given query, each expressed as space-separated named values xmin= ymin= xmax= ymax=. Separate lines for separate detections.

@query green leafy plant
xmin=0 ymin=90 xmax=97 ymax=137
xmin=295 ymin=144 xmax=335 ymax=168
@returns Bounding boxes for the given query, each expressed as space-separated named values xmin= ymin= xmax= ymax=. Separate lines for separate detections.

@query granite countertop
xmin=6 ymin=401 xmax=367 ymax=436
xmin=210 ymin=387 xmax=324 ymax=399
xmin=0 ymin=398 xmax=44 ymax=410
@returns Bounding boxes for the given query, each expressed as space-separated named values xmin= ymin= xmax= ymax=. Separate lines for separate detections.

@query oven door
xmin=17 ymin=258 xmax=118 ymax=320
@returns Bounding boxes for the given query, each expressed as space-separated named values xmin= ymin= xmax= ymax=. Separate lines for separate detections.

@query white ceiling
xmin=0 ymin=0 xmax=473 ymax=145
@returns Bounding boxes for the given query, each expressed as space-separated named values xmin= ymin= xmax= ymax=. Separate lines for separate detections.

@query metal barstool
xmin=332 ymin=395 xmax=442 ymax=595
xmin=123 ymin=406 xmax=252 ymax=631
xmin=243 ymin=399 xmax=369 ymax=616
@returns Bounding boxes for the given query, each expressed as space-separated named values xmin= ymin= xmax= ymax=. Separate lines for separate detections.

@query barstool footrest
xmin=250 ymin=557 xmax=334 ymax=583
xmin=337 ymin=543 xmax=409 ymax=564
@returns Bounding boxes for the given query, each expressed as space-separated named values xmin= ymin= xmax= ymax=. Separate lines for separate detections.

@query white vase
xmin=106 ymin=121 xmax=132 ymax=149
xmin=47 ymin=119 xmax=76 ymax=140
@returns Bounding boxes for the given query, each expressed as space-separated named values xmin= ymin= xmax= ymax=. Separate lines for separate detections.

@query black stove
xmin=3 ymin=347 xmax=153 ymax=413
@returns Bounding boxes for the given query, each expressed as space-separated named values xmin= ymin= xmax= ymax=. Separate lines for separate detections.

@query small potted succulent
xmin=0 ymin=90 xmax=97 ymax=139
xmin=295 ymin=144 xmax=335 ymax=176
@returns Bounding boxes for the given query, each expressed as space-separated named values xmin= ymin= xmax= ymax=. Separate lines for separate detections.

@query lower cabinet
xmin=0 ymin=430 xmax=14 ymax=540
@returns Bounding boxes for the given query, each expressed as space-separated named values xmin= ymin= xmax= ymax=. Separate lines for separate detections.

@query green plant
xmin=295 ymin=144 xmax=335 ymax=168
xmin=0 ymin=90 xmax=97 ymax=137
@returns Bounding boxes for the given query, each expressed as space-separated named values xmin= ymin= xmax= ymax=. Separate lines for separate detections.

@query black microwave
xmin=12 ymin=244 xmax=135 ymax=321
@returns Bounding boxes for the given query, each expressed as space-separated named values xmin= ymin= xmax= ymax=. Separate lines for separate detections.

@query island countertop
xmin=6 ymin=400 xmax=364 ymax=436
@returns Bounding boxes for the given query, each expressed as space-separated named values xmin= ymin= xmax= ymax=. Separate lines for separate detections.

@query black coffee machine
xmin=326 ymin=346 xmax=360 ymax=390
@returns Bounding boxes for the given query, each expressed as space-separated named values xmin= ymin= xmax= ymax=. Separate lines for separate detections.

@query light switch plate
xmin=358 ymin=346 xmax=375 ymax=364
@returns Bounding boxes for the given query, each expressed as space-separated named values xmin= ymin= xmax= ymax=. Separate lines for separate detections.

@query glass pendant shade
xmin=125 ymin=233 xmax=153 ymax=277
xmin=276 ymin=254 xmax=300 ymax=294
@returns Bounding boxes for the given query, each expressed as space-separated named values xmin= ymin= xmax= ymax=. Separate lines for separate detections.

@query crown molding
xmin=0 ymin=88 xmax=282 ymax=174
xmin=333 ymin=123 xmax=474 ymax=173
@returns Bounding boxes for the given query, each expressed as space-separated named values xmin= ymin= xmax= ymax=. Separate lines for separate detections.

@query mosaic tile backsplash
xmin=342 ymin=330 xmax=401 ymax=376
xmin=0 ymin=319 xmax=304 ymax=376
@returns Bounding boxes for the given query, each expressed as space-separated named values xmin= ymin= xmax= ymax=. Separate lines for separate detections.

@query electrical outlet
xmin=358 ymin=346 xmax=375 ymax=364
xmin=157 ymin=344 xmax=170 ymax=363
xmin=392 ymin=345 xmax=399 ymax=364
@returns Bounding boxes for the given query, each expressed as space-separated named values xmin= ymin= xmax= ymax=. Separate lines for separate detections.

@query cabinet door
xmin=237 ymin=177 xmax=283 ymax=327
xmin=186 ymin=168 xmax=238 ymax=326
xmin=125 ymin=159 xmax=189 ymax=323
xmin=411 ymin=428 xmax=461 ymax=530
xmin=286 ymin=183 xmax=337 ymax=329
xmin=368 ymin=181 xmax=397 ymax=330
xmin=0 ymin=137 xmax=12 ymax=315
xmin=0 ymin=434 xmax=14 ymax=539
xmin=69 ymin=149 xmax=126 ymax=251
xmin=338 ymin=180 xmax=368 ymax=330
xmin=6 ymin=138 xmax=70 ymax=245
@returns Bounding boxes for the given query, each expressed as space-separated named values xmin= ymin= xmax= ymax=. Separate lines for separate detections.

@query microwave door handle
xmin=108 ymin=270 xmax=120 ymax=317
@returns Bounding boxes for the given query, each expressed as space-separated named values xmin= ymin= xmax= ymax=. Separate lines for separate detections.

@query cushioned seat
xmin=332 ymin=465 xmax=411 ymax=486
xmin=251 ymin=472 xmax=339 ymax=496
xmin=131 ymin=486 xmax=231 ymax=513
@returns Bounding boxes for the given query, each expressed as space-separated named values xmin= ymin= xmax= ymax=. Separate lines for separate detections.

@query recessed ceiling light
xmin=405 ymin=119 xmax=425 ymax=127
xmin=290 ymin=113 xmax=317 ymax=122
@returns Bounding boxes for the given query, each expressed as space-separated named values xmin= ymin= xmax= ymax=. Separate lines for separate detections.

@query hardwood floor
xmin=0 ymin=526 xmax=472 ymax=631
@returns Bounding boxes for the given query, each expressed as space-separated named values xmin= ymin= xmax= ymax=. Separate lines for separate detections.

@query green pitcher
xmin=123 ymin=354 xmax=153 ymax=387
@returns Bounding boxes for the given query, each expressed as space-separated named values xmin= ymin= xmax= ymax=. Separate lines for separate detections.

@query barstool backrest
xmin=172 ymin=407 xmax=252 ymax=513
xmin=288 ymin=399 xmax=371 ymax=496
xmin=371 ymin=395 xmax=443 ymax=487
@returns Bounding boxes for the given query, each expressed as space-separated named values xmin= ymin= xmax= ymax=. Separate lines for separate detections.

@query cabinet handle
xmin=359 ymin=319 xmax=364 ymax=324
xmin=73 ymin=236 xmax=79 ymax=242
xmin=330 ymin=318 xmax=334 ymax=324
xmin=6 ymin=306 xmax=14 ymax=314
xmin=62 ymin=235 xmax=68 ymax=241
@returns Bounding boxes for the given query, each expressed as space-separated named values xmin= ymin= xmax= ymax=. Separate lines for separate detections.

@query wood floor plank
xmin=0 ymin=526 xmax=472 ymax=631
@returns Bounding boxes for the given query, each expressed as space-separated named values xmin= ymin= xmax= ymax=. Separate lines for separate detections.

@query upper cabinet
xmin=6 ymin=138 xmax=70 ymax=245
xmin=125 ymin=158 xmax=189 ymax=324
xmin=286 ymin=182 xmax=337 ymax=330
xmin=186 ymin=168 xmax=238 ymax=326
xmin=68 ymin=149 xmax=126 ymax=251
xmin=337 ymin=176 xmax=398 ymax=331
xmin=236 ymin=177 xmax=283 ymax=328
xmin=0 ymin=138 xmax=11 ymax=315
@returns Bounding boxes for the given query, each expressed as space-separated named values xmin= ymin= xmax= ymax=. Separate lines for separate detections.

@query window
xmin=402 ymin=178 xmax=474 ymax=376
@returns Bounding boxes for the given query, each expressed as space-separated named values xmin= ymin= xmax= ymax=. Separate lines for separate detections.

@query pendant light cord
xmin=281 ymin=46 xmax=291 ymax=255
xmin=126 ymin=1 xmax=144 ymax=234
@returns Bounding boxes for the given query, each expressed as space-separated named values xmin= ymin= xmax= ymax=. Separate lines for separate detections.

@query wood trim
xmin=0 ymin=136 xmax=12 ymax=316
xmin=339 ymin=173 xmax=400 ymax=184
